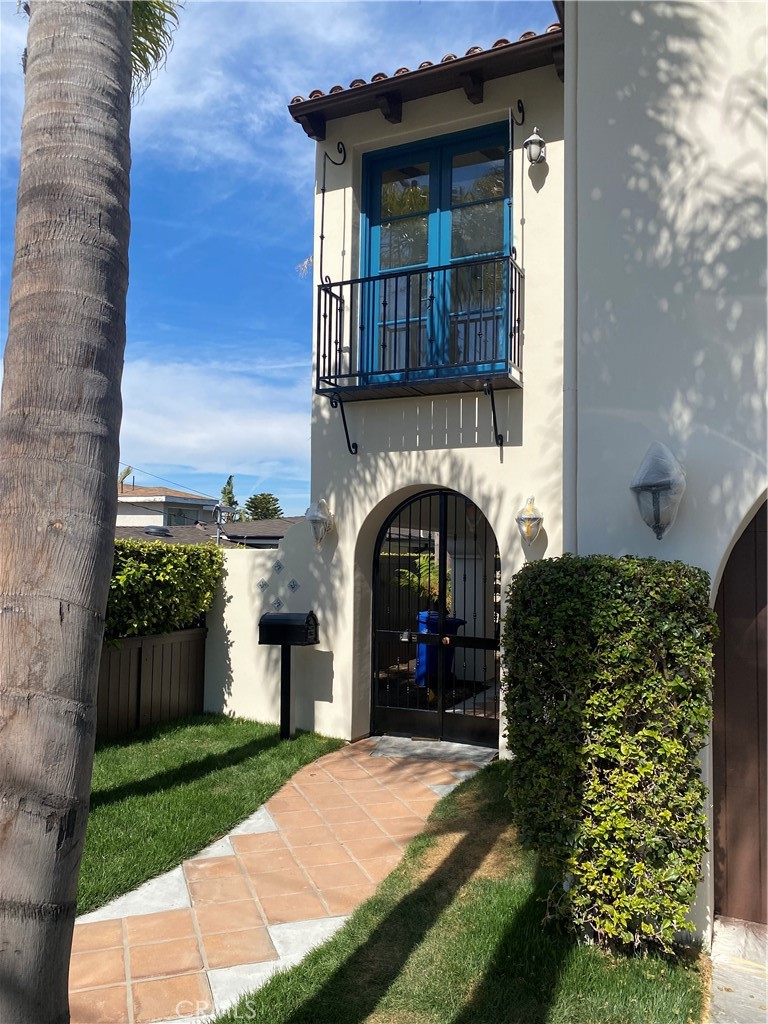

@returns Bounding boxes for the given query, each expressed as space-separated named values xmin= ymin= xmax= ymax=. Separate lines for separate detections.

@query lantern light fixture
xmin=305 ymin=499 xmax=335 ymax=548
xmin=515 ymin=496 xmax=544 ymax=546
xmin=523 ymin=126 xmax=547 ymax=165
xmin=629 ymin=442 xmax=686 ymax=540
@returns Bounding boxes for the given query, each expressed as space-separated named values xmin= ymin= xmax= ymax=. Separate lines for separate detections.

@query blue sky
xmin=0 ymin=0 xmax=554 ymax=514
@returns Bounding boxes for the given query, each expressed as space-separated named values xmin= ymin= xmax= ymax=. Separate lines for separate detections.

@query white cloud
xmin=120 ymin=354 xmax=311 ymax=480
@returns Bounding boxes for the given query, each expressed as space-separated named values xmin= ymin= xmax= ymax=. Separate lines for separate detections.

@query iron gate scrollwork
xmin=371 ymin=489 xmax=501 ymax=747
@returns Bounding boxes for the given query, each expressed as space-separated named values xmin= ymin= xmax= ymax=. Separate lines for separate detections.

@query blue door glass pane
xmin=451 ymin=203 xmax=504 ymax=259
xmin=363 ymin=126 xmax=509 ymax=383
xmin=451 ymin=147 xmax=505 ymax=204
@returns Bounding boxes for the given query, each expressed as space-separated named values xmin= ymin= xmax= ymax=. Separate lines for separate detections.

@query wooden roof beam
xmin=460 ymin=70 xmax=484 ymax=105
xmin=376 ymin=92 xmax=403 ymax=125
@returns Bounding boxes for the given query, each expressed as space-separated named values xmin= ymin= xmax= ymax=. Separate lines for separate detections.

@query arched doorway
xmin=713 ymin=499 xmax=767 ymax=924
xmin=371 ymin=489 xmax=501 ymax=747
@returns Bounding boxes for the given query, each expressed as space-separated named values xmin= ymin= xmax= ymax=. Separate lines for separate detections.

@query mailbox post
xmin=258 ymin=612 xmax=319 ymax=740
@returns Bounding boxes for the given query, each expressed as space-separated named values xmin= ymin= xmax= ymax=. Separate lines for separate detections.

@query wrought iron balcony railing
xmin=316 ymin=253 xmax=523 ymax=401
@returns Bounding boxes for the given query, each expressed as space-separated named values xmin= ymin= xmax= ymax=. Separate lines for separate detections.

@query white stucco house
xmin=205 ymin=1 xmax=766 ymax=937
xmin=115 ymin=483 xmax=216 ymax=527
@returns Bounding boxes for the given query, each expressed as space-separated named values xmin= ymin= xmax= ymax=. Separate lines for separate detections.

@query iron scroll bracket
xmin=329 ymin=394 xmax=358 ymax=456
xmin=483 ymin=380 xmax=503 ymax=448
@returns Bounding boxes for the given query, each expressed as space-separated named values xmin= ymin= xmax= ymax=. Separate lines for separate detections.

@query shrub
xmin=502 ymin=554 xmax=717 ymax=950
xmin=105 ymin=539 xmax=224 ymax=641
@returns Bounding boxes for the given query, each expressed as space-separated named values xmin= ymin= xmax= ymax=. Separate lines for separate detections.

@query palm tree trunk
xmin=0 ymin=2 xmax=132 ymax=1019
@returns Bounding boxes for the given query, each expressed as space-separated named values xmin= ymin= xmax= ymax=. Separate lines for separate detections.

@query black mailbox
xmin=259 ymin=611 xmax=319 ymax=648
xmin=258 ymin=611 xmax=319 ymax=740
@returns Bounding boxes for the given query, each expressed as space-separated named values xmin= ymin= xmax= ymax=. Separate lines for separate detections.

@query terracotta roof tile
xmin=288 ymin=27 xmax=560 ymax=108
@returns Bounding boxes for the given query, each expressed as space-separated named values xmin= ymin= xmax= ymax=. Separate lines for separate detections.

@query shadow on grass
xmin=449 ymin=862 xmax=574 ymax=1024
xmin=276 ymin=777 xmax=573 ymax=1024
xmin=89 ymin=731 xmax=283 ymax=810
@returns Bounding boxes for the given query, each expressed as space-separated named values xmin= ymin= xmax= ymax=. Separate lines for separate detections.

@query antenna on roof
xmin=118 ymin=465 xmax=132 ymax=493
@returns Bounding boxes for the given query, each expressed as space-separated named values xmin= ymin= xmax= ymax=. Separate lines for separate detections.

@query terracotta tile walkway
xmin=69 ymin=738 xmax=489 ymax=1024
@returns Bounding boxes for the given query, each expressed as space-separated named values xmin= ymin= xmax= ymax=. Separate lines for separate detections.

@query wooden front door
xmin=713 ymin=499 xmax=767 ymax=924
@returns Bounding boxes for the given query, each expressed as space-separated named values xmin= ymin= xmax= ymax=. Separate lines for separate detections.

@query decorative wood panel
xmin=96 ymin=628 xmax=207 ymax=740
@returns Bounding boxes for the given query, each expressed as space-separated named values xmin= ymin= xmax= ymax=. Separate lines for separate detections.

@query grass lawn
xmin=78 ymin=714 xmax=343 ymax=914
xmin=217 ymin=762 xmax=707 ymax=1024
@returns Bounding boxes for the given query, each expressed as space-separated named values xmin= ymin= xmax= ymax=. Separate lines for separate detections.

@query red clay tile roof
xmin=289 ymin=25 xmax=564 ymax=140
xmin=289 ymin=26 xmax=561 ymax=105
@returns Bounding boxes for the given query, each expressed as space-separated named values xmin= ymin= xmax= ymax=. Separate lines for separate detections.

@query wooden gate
xmin=713 ymin=499 xmax=767 ymax=924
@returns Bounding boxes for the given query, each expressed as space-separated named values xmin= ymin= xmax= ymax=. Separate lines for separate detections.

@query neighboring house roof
xmin=117 ymin=484 xmax=215 ymax=505
xmin=220 ymin=518 xmax=303 ymax=541
xmin=115 ymin=518 xmax=303 ymax=547
xmin=289 ymin=25 xmax=564 ymax=140
xmin=115 ymin=524 xmax=232 ymax=546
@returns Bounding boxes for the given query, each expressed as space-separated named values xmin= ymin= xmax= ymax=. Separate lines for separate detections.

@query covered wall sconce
xmin=629 ymin=442 xmax=686 ymax=540
xmin=516 ymin=496 xmax=543 ymax=546
xmin=523 ymin=126 xmax=547 ymax=164
xmin=305 ymin=498 xmax=335 ymax=548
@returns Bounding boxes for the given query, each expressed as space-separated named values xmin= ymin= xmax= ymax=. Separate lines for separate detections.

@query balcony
xmin=316 ymin=254 xmax=523 ymax=402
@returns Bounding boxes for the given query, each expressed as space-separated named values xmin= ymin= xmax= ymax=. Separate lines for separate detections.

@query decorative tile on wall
xmin=271 ymin=597 xmax=284 ymax=611
xmin=288 ymin=578 xmax=300 ymax=593
xmin=257 ymin=578 xmax=269 ymax=593
xmin=273 ymin=560 xmax=284 ymax=575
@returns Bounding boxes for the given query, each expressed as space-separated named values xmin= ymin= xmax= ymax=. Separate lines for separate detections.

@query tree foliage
xmin=502 ymin=554 xmax=716 ymax=951
xmin=130 ymin=0 xmax=182 ymax=97
xmin=243 ymin=492 xmax=283 ymax=521
xmin=220 ymin=474 xmax=237 ymax=510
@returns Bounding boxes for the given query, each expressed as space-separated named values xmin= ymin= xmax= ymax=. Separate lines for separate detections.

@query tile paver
xmin=70 ymin=984 xmax=130 ymax=1024
xmin=70 ymin=736 xmax=488 ymax=1022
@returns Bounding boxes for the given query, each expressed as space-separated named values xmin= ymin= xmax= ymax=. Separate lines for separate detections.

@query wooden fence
xmin=96 ymin=627 xmax=207 ymax=740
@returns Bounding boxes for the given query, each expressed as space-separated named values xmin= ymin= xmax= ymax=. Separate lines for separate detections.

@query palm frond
xmin=131 ymin=0 xmax=182 ymax=99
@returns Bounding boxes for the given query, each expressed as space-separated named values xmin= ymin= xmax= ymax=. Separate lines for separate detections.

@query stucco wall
xmin=115 ymin=505 xmax=164 ymax=527
xmin=566 ymin=0 xmax=767 ymax=943
xmin=307 ymin=64 xmax=565 ymax=742
xmin=204 ymin=519 xmax=349 ymax=739
xmin=567 ymin=1 xmax=766 ymax=581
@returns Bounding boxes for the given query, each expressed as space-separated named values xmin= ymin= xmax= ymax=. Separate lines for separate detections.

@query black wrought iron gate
xmin=371 ymin=489 xmax=501 ymax=746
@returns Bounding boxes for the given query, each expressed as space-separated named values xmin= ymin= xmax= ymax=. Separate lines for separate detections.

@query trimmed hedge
xmin=502 ymin=554 xmax=717 ymax=950
xmin=105 ymin=539 xmax=224 ymax=641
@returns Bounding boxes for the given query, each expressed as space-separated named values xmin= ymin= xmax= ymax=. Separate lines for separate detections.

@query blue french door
xmin=362 ymin=123 xmax=509 ymax=381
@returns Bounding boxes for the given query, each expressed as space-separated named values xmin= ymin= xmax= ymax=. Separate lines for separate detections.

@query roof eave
xmin=289 ymin=30 xmax=564 ymax=141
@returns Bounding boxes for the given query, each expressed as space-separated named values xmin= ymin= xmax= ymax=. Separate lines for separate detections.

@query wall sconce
xmin=515 ymin=496 xmax=543 ymax=546
xmin=629 ymin=442 xmax=686 ymax=540
xmin=523 ymin=126 xmax=547 ymax=164
xmin=305 ymin=499 xmax=335 ymax=548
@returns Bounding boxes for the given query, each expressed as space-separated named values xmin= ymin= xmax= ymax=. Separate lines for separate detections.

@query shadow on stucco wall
xmin=575 ymin=1 xmax=766 ymax=569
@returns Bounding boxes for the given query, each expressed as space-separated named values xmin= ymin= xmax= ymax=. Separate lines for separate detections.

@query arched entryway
xmin=371 ymin=489 xmax=501 ymax=747
xmin=713 ymin=498 xmax=767 ymax=924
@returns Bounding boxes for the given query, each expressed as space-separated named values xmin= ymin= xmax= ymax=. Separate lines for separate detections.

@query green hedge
xmin=502 ymin=554 xmax=717 ymax=950
xmin=105 ymin=539 xmax=225 ymax=641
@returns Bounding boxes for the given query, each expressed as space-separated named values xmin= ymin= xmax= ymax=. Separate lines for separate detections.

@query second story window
xmin=362 ymin=123 xmax=509 ymax=379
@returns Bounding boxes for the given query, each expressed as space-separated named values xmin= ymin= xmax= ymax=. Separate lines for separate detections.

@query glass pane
xmin=381 ymin=162 xmax=430 ymax=218
xmin=378 ymin=272 xmax=430 ymax=324
xmin=381 ymin=215 xmax=428 ymax=269
xmin=452 ymin=148 xmax=505 ymax=205
xmin=451 ymin=202 xmax=503 ymax=259
xmin=448 ymin=262 xmax=506 ymax=364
